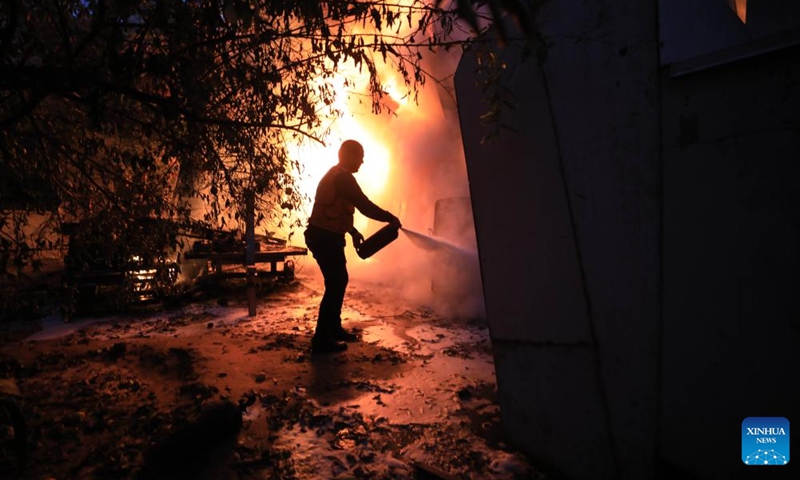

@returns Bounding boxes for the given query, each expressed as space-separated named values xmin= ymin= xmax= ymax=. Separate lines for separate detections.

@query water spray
xmin=356 ymin=224 xmax=478 ymax=263
xmin=399 ymin=228 xmax=465 ymax=253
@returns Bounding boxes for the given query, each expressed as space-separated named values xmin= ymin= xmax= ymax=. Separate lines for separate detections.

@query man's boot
xmin=332 ymin=325 xmax=359 ymax=342
xmin=311 ymin=334 xmax=348 ymax=354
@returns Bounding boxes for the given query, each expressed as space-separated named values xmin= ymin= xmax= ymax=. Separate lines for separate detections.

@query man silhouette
xmin=304 ymin=140 xmax=401 ymax=354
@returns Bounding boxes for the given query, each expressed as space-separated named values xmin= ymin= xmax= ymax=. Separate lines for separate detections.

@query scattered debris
xmin=0 ymin=273 xmax=536 ymax=479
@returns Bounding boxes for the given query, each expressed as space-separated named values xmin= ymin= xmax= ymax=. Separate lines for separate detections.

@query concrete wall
xmin=455 ymin=1 xmax=661 ymax=478
xmin=747 ymin=0 xmax=800 ymax=38
xmin=456 ymin=43 xmax=613 ymax=479
xmin=661 ymin=43 xmax=800 ymax=479
xmin=457 ymin=1 xmax=800 ymax=478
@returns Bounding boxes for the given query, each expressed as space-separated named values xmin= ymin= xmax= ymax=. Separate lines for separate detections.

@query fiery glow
xmin=293 ymin=126 xmax=391 ymax=233
xmin=729 ymin=0 xmax=747 ymax=23
xmin=279 ymin=1 xmax=466 ymax=262
xmin=277 ymin=7 xmax=484 ymax=320
xmin=383 ymin=78 xmax=410 ymax=108
xmin=290 ymin=60 xmax=411 ymax=234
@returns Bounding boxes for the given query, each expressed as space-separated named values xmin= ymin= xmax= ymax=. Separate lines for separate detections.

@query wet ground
xmin=0 ymin=271 xmax=540 ymax=479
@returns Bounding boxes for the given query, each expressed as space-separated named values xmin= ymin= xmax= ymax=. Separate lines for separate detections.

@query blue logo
xmin=742 ymin=417 xmax=790 ymax=466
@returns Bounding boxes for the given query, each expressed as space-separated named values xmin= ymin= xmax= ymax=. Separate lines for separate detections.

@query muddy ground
xmin=0 ymin=271 xmax=546 ymax=480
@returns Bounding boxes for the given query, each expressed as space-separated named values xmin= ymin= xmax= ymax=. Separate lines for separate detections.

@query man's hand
xmin=389 ymin=215 xmax=402 ymax=229
xmin=350 ymin=229 xmax=365 ymax=248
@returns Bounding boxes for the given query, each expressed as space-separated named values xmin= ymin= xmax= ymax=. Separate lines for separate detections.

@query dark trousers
xmin=304 ymin=225 xmax=348 ymax=337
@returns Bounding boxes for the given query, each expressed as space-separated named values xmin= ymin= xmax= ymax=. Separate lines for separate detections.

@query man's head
xmin=338 ymin=140 xmax=364 ymax=173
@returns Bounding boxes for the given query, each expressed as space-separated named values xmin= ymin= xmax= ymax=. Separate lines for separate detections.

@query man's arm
xmin=334 ymin=172 xmax=397 ymax=223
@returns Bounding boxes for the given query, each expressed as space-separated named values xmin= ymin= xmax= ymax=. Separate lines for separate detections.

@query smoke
xmin=301 ymin=48 xmax=486 ymax=321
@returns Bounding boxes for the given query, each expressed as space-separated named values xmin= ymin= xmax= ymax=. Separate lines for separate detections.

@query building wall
xmin=455 ymin=1 xmax=661 ymax=478
xmin=661 ymin=43 xmax=800 ymax=479
xmin=457 ymin=2 xmax=799 ymax=478
xmin=456 ymin=44 xmax=614 ymax=479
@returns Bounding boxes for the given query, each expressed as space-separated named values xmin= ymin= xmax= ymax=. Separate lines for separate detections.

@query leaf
xmin=370 ymin=8 xmax=382 ymax=30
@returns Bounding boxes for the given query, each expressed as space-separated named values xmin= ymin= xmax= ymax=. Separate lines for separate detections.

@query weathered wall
xmin=661 ymin=44 xmax=800 ymax=479
xmin=456 ymin=43 xmax=613 ymax=479
xmin=455 ymin=1 xmax=661 ymax=478
xmin=457 ymin=2 xmax=799 ymax=478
